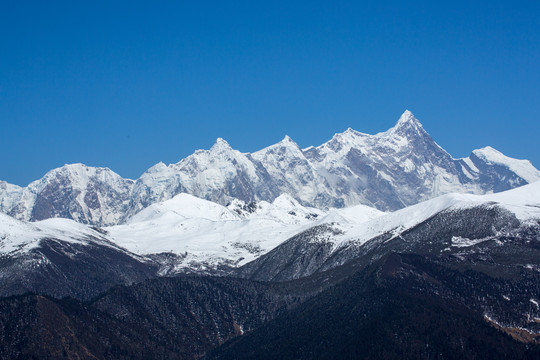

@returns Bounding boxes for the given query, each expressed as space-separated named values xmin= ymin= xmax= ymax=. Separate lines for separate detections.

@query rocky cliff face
xmin=0 ymin=164 xmax=134 ymax=226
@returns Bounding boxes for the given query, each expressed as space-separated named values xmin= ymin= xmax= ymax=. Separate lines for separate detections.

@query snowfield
xmin=106 ymin=193 xmax=327 ymax=270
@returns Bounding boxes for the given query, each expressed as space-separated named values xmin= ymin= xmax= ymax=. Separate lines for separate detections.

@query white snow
xmin=314 ymin=182 xmax=540 ymax=251
xmin=127 ymin=193 xmax=240 ymax=224
xmin=0 ymin=164 xmax=134 ymax=225
xmin=319 ymin=203 xmax=385 ymax=225
xmin=107 ymin=193 xmax=327 ymax=269
xmin=451 ymin=236 xmax=488 ymax=248
xmin=472 ymin=146 xmax=540 ymax=183
xmin=461 ymin=157 xmax=479 ymax=173
xmin=112 ymin=180 xmax=540 ymax=270
xmin=3 ymin=110 xmax=539 ymax=230
xmin=0 ymin=212 xmax=113 ymax=256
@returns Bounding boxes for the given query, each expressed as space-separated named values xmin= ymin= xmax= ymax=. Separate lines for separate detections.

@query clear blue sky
xmin=1 ymin=1 xmax=539 ymax=185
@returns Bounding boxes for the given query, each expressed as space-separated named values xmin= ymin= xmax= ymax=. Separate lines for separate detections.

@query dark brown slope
xmin=0 ymin=276 xmax=300 ymax=360
xmin=206 ymin=253 xmax=540 ymax=360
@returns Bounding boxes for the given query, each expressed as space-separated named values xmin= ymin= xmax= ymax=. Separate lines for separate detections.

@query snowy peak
xmin=272 ymin=193 xmax=302 ymax=209
xmin=145 ymin=162 xmax=168 ymax=174
xmin=319 ymin=127 xmax=365 ymax=154
xmin=472 ymin=146 xmax=504 ymax=160
xmin=38 ymin=163 xmax=130 ymax=186
xmin=1 ymin=110 xmax=539 ymax=226
xmin=210 ymin=137 xmax=233 ymax=153
xmin=281 ymin=135 xmax=294 ymax=143
xmin=4 ymin=163 xmax=134 ymax=226
xmin=386 ymin=110 xmax=427 ymax=137
xmin=397 ymin=109 xmax=416 ymax=124
xmin=278 ymin=135 xmax=302 ymax=150
xmin=254 ymin=135 xmax=302 ymax=155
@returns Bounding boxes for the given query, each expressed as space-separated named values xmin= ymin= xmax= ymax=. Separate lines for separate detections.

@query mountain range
xmin=1 ymin=110 xmax=538 ymax=226
xmin=0 ymin=110 xmax=539 ymax=358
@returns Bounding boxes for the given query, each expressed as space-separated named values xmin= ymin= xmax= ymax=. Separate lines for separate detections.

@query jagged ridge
xmin=1 ymin=111 xmax=539 ymax=226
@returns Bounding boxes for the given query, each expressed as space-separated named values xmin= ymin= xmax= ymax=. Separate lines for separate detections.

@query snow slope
xmin=0 ymin=212 xmax=118 ymax=256
xmin=470 ymin=146 xmax=540 ymax=184
xmin=107 ymin=193 xmax=329 ymax=272
xmin=320 ymin=181 xmax=540 ymax=251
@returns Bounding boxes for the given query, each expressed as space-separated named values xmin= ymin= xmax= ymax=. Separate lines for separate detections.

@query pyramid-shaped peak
xmin=272 ymin=193 xmax=302 ymax=209
xmin=266 ymin=135 xmax=301 ymax=150
xmin=388 ymin=110 xmax=426 ymax=135
xmin=396 ymin=110 xmax=419 ymax=126
xmin=210 ymin=137 xmax=233 ymax=151
xmin=279 ymin=135 xmax=300 ymax=147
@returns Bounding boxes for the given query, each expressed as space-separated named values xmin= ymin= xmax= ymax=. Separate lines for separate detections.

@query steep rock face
xmin=303 ymin=110 xmax=472 ymax=209
xmin=1 ymin=164 xmax=134 ymax=226
xmin=459 ymin=146 xmax=538 ymax=192
xmin=122 ymin=110 xmax=539 ymax=215
xmin=123 ymin=138 xmax=280 ymax=221
xmin=1 ymin=111 xmax=539 ymax=225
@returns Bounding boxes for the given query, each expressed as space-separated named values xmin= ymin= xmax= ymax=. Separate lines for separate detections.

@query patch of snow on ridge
xmin=320 ymin=203 xmax=385 ymax=225
xmin=451 ymin=236 xmax=489 ymax=248
xmin=0 ymin=213 xmax=43 ymax=254
xmin=481 ymin=181 xmax=540 ymax=221
xmin=247 ymin=194 xmax=325 ymax=224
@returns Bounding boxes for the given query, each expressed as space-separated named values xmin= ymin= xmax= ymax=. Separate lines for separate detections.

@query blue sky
xmin=1 ymin=1 xmax=539 ymax=185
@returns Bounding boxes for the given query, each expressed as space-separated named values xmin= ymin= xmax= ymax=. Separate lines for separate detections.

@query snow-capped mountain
xmin=1 ymin=110 xmax=539 ymax=226
xmin=0 ymin=191 xmax=329 ymax=296
xmin=0 ymin=164 xmax=134 ymax=226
